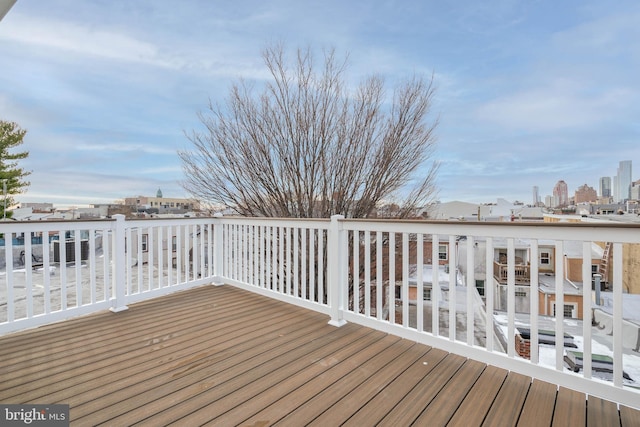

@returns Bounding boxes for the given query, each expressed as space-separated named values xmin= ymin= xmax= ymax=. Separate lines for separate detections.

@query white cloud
xmin=0 ymin=14 xmax=177 ymax=68
xmin=474 ymin=84 xmax=634 ymax=132
xmin=76 ymin=142 xmax=176 ymax=156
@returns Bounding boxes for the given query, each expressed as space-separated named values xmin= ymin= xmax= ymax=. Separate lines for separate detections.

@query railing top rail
xmin=124 ymin=217 xmax=216 ymax=228
xmin=0 ymin=218 xmax=116 ymax=225
xmin=2 ymin=215 xmax=638 ymax=242
xmin=218 ymin=216 xmax=330 ymax=229
xmin=337 ymin=217 xmax=640 ymax=229
xmin=0 ymin=218 xmax=117 ymax=232
xmin=335 ymin=218 xmax=640 ymax=243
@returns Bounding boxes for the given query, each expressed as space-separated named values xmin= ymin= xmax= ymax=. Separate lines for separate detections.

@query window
xmin=552 ymin=302 xmax=577 ymax=318
xmin=438 ymin=244 xmax=448 ymax=261
xmin=141 ymin=234 xmax=148 ymax=252
xmin=563 ymin=304 xmax=575 ymax=318
xmin=540 ymin=251 xmax=550 ymax=265
xmin=475 ymin=280 xmax=485 ymax=296
xmin=172 ymin=236 xmax=177 ymax=252
xmin=515 ymin=290 xmax=527 ymax=297
xmin=423 ymin=288 xmax=432 ymax=301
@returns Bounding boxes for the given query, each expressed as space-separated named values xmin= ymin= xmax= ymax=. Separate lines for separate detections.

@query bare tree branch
xmin=179 ymin=45 xmax=438 ymax=218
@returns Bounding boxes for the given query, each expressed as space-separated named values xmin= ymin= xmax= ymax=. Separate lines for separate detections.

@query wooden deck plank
xmin=481 ymin=372 xmax=531 ymax=427
xmin=0 ymin=286 xmax=260 ymax=379
xmin=306 ymin=344 xmax=430 ymax=427
xmin=587 ymin=395 xmax=620 ymax=427
xmin=0 ymin=285 xmax=241 ymax=354
xmin=1 ymin=294 xmax=311 ymax=397
xmin=517 ymin=380 xmax=558 ymax=427
xmin=412 ymin=359 xmax=487 ymax=426
xmin=620 ymin=405 xmax=640 ymax=427
xmin=447 ymin=365 xmax=508 ymax=427
xmin=250 ymin=338 xmax=413 ymax=426
xmin=341 ymin=347 xmax=449 ymax=426
xmin=122 ymin=326 xmax=383 ymax=426
xmin=376 ymin=353 xmax=467 ymax=426
xmin=75 ymin=319 xmax=355 ymax=425
xmin=552 ymin=387 xmax=586 ymax=427
xmin=1 ymin=296 xmax=305 ymax=399
xmin=0 ymin=284 xmax=637 ymax=427
xmin=14 ymin=307 xmax=321 ymax=405
xmin=0 ymin=290 xmax=215 ymax=364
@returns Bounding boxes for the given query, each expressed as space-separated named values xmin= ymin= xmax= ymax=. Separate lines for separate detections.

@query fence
xmin=1 ymin=214 xmax=639 ymax=409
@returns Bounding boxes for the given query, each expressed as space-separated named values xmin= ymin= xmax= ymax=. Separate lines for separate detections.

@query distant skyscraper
xmin=631 ymin=180 xmax=640 ymax=201
xmin=599 ymin=177 xmax=611 ymax=198
xmin=553 ymin=180 xmax=569 ymax=207
xmin=616 ymin=160 xmax=632 ymax=202
xmin=532 ymin=186 xmax=540 ymax=206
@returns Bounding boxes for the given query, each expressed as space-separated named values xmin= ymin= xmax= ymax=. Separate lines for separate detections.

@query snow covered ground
xmin=0 ymin=254 xmax=180 ymax=323
xmin=494 ymin=313 xmax=640 ymax=389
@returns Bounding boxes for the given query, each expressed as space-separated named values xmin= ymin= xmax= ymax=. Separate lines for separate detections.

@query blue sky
xmin=1 ymin=1 xmax=638 ymax=207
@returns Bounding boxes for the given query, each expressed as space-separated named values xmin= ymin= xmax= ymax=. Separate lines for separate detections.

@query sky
xmin=0 ymin=0 xmax=639 ymax=208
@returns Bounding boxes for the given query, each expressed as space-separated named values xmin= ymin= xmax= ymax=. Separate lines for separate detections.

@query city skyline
xmin=537 ymin=160 xmax=639 ymax=209
xmin=1 ymin=1 xmax=639 ymax=207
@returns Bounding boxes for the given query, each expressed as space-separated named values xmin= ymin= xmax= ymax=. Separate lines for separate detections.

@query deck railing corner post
xmin=212 ymin=213 xmax=224 ymax=286
xmin=328 ymin=214 xmax=347 ymax=327
xmin=110 ymin=214 xmax=128 ymax=312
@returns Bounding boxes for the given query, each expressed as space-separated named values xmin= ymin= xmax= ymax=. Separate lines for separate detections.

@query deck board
xmin=587 ymin=395 xmax=620 ymax=427
xmin=139 ymin=327 xmax=384 ymax=426
xmin=517 ymin=380 xmax=558 ymax=427
xmin=552 ymin=387 xmax=587 ymax=427
xmin=264 ymin=336 xmax=412 ymax=426
xmin=377 ymin=353 xmax=467 ymax=425
xmin=4 ymin=295 xmax=299 ymax=401
xmin=341 ymin=347 xmax=449 ymax=426
xmin=480 ymin=370 xmax=531 ymax=426
xmin=447 ymin=365 xmax=508 ymax=427
xmin=620 ymin=405 xmax=640 ymax=427
xmin=412 ymin=359 xmax=487 ymax=426
xmin=0 ymin=284 xmax=638 ymax=426
xmin=306 ymin=343 xmax=430 ymax=427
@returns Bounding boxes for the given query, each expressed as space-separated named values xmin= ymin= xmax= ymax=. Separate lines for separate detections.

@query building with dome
xmin=124 ymin=189 xmax=200 ymax=214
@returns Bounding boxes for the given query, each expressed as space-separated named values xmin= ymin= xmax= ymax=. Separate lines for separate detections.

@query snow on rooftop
xmin=597 ymin=292 xmax=640 ymax=325
xmin=407 ymin=264 xmax=463 ymax=288
xmin=494 ymin=313 xmax=640 ymax=388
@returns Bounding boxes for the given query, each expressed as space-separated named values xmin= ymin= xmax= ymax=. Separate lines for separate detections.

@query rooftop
xmin=1 ymin=285 xmax=638 ymax=426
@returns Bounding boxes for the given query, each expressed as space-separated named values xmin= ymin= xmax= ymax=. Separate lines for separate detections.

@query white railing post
xmin=110 ymin=214 xmax=128 ymax=312
xmin=212 ymin=213 xmax=224 ymax=285
xmin=328 ymin=214 xmax=347 ymax=327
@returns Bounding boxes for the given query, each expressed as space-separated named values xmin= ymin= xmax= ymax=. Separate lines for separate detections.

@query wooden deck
xmin=0 ymin=285 xmax=638 ymax=426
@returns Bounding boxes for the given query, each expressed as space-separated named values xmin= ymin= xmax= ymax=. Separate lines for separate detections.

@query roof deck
xmin=1 ymin=285 xmax=638 ymax=426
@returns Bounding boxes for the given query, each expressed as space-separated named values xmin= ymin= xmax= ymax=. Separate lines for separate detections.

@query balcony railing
xmin=1 ymin=215 xmax=639 ymax=410
xmin=493 ymin=261 xmax=531 ymax=284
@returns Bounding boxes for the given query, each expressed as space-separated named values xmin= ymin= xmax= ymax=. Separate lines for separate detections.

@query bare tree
xmin=180 ymin=45 xmax=438 ymax=218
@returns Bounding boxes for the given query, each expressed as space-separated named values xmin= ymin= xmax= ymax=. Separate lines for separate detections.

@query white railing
xmin=0 ymin=215 xmax=215 ymax=334
xmin=217 ymin=217 xmax=333 ymax=318
xmin=1 ymin=214 xmax=639 ymax=409
xmin=215 ymin=216 xmax=640 ymax=410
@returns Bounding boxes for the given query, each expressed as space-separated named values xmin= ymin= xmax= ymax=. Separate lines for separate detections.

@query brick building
xmin=574 ymin=183 xmax=597 ymax=204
